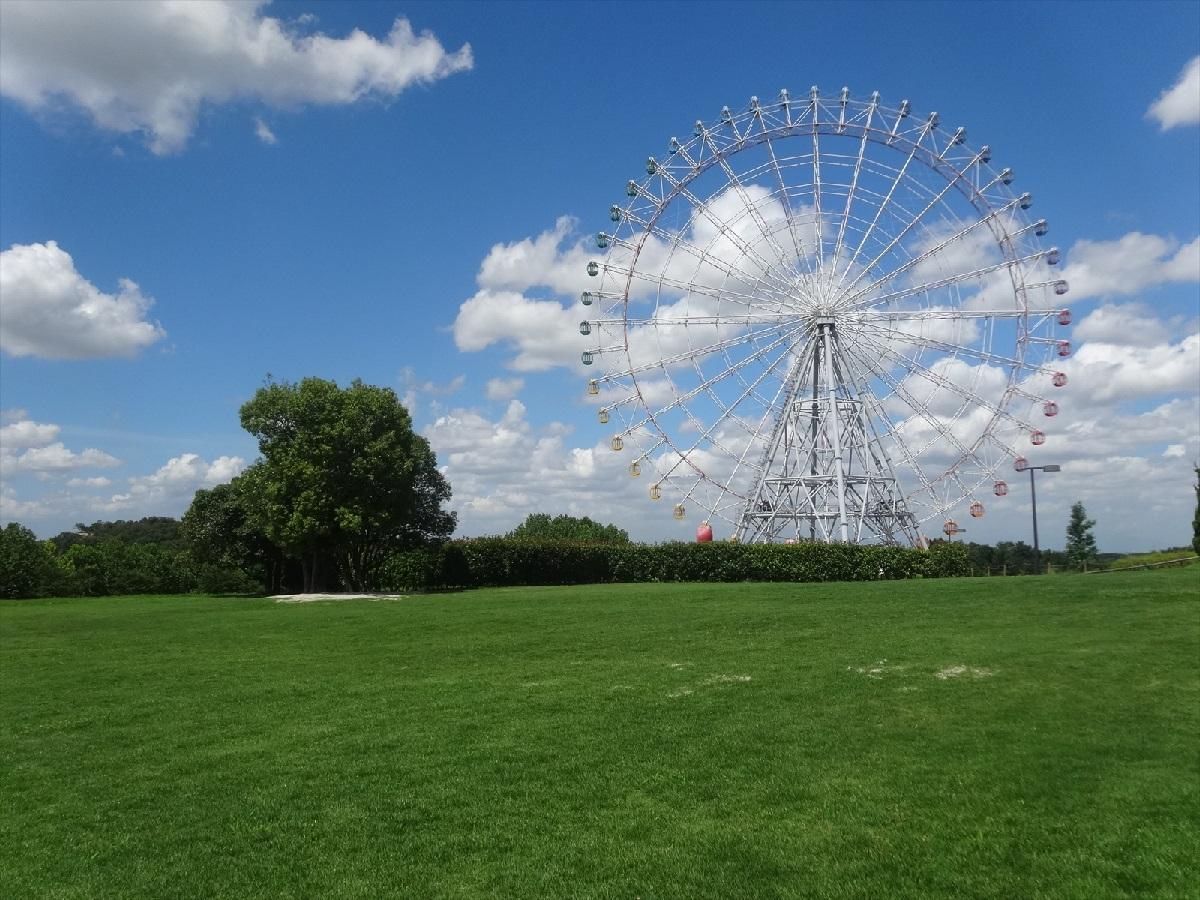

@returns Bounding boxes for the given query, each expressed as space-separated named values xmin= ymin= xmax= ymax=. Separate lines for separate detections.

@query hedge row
xmin=378 ymin=538 xmax=970 ymax=591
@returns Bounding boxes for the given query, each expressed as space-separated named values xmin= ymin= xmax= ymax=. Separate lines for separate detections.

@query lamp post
xmin=1021 ymin=463 xmax=1060 ymax=574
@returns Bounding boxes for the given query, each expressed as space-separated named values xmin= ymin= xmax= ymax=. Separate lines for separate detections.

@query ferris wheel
xmin=579 ymin=87 xmax=1072 ymax=545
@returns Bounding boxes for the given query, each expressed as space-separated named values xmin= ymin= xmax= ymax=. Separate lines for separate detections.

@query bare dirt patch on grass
xmin=270 ymin=593 xmax=410 ymax=603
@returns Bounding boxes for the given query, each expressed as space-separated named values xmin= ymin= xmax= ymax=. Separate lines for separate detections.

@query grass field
xmin=2 ymin=571 xmax=1197 ymax=899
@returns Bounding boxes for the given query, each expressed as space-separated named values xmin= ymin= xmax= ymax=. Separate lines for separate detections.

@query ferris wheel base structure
xmin=733 ymin=322 xmax=921 ymax=546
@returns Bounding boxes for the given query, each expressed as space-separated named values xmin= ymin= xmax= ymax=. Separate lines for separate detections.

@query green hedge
xmin=379 ymin=538 xmax=970 ymax=591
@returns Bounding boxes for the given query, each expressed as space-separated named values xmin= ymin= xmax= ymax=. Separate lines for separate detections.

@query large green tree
xmin=238 ymin=377 xmax=455 ymax=591
xmin=182 ymin=477 xmax=295 ymax=594
xmin=0 ymin=522 xmax=72 ymax=598
xmin=1065 ymin=501 xmax=1099 ymax=569
xmin=506 ymin=513 xmax=630 ymax=545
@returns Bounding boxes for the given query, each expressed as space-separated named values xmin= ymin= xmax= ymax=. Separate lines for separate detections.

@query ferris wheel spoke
xmin=849 ymin=326 xmax=1031 ymax=441
xmin=831 ymin=345 xmax=940 ymax=503
xmin=612 ymin=323 xmax=807 ymax=437
xmin=757 ymin=118 xmax=816 ymax=278
xmin=831 ymin=118 xmax=932 ymax=290
xmin=590 ymin=313 xmax=796 ymax=329
xmin=810 ymin=97 xmax=826 ymax=268
xmin=698 ymin=130 xmax=801 ymax=282
xmin=836 ymin=193 xmax=1036 ymax=309
xmin=838 ymin=342 xmax=986 ymax=501
xmin=604 ymin=261 xmax=796 ymax=316
xmin=599 ymin=320 xmax=806 ymax=379
xmin=854 ymin=320 xmax=1054 ymax=375
xmin=649 ymin=330 xmax=804 ymax=486
xmin=840 ymin=250 xmax=1051 ymax=312
xmin=829 ymin=95 xmax=878 ymax=278
xmin=856 ymin=307 xmax=1063 ymax=323
xmin=624 ymin=198 xmax=799 ymax=301
xmin=718 ymin=332 xmax=819 ymax=498
xmin=836 ymin=146 xmax=988 ymax=300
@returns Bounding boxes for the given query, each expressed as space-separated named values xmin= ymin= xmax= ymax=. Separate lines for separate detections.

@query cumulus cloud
xmin=120 ymin=453 xmax=244 ymax=500
xmin=13 ymin=443 xmax=120 ymax=473
xmin=0 ymin=411 xmax=121 ymax=498
xmin=424 ymin=398 xmax=693 ymax=540
xmin=0 ymin=0 xmax=473 ymax=153
xmin=453 ymin=289 xmax=582 ymax=371
xmin=0 ymin=413 xmax=61 ymax=449
xmin=1072 ymin=303 xmax=1171 ymax=347
xmin=1062 ymin=232 xmax=1200 ymax=300
xmin=486 ymin=377 xmax=525 ymax=401
xmin=1 ymin=449 xmax=245 ymax=530
xmin=477 ymin=216 xmax=594 ymax=296
xmin=1147 ymin=56 xmax=1200 ymax=130
xmin=1065 ymin=331 xmax=1199 ymax=404
xmin=0 ymin=241 xmax=165 ymax=359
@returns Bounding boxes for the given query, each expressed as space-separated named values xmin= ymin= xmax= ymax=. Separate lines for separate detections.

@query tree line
xmin=2 ymin=378 xmax=1197 ymax=599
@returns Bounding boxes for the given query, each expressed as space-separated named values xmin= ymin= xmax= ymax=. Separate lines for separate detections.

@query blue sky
xmin=1 ymin=0 xmax=1197 ymax=550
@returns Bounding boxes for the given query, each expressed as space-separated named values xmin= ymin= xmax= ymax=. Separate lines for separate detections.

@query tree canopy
xmin=50 ymin=517 xmax=184 ymax=552
xmin=505 ymin=513 xmax=630 ymax=545
xmin=238 ymin=377 xmax=455 ymax=591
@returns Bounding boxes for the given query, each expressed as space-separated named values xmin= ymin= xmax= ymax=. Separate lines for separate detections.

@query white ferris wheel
xmin=579 ymin=87 xmax=1072 ymax=545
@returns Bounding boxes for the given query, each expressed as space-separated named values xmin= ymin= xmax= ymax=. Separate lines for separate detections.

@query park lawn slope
xmin=2 ymin=570 xmax=1197 ymax=899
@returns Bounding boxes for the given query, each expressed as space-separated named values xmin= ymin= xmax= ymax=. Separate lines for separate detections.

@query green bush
xmin=63 ymin=541 xmax=199 ymax=596
xmin=1107 ymin=548 xmax=1197 ymax=570
xmin=381 ymin=538 xmax=966 ymax=590
xmin=921 ymin=541 xmax=971 ymax=578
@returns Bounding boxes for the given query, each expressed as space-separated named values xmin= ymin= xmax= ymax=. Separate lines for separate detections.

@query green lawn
xmin=2 ymin=571 xmax=1197 ymax=899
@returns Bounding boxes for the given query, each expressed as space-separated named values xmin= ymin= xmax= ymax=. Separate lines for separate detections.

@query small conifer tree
xmin=1192 ymin=467 xmax=1199 ymax=556
xmin=1065 ymin=501 xmax=1099 ymax=569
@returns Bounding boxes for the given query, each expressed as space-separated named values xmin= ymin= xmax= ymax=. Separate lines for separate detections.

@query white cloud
xmin=1148 ymin=56 xmax=1200 ymax=130
xmin=1065 ymin=332 xmax=1200 ymax=404
xmin=254 ymin=117 xmax=277 ymax=145
xmin=66 ymin=476 xmax=112 ymax=488
xmin=1073 ymin=303 xmax=1170 ymax=347
xmin=0 ymin=0 xmax=473 ymax=154
xmin=1 ymin=450 xmax=245 ymax=531
xmin=1 ymin=442 xmax=120 ymax=475
xmin=0 ymin=413 xmax=60 ymax=449
xmin=124 ymin=453 xmax=244 ymax=498
xmin=486 ymin=377 xmax=525 ymax=401
xmin=0 ymin=241 xmax=165 ymax=359
xmin=95 ymin=453 xmax=245 ymax=514
xmin=424 ymin=398 xmax=693 ymax=540
xmin=453 ymin=289 xmax=582 ymax=372
xmin=1061 ymin=232 xmax=1200 ymax=300
xmin=1163 ymin=444 xmax=1186 ymax=459
xmin=477 ymin=216 xmax=592 ymax=296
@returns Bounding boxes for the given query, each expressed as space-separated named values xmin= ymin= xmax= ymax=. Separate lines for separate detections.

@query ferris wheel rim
xmin=583 ymin=88 xmax=1070 ymax=538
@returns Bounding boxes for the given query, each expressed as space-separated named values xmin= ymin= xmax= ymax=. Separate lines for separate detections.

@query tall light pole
xmin=1020 ymin=462 xmax=1060 ymax=574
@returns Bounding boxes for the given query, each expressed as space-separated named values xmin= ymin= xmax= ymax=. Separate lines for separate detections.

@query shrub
xmin=380 ymin=538 xmax=966 ymax=591
xmin=63 ymin=541 xmax=199 ymax=596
